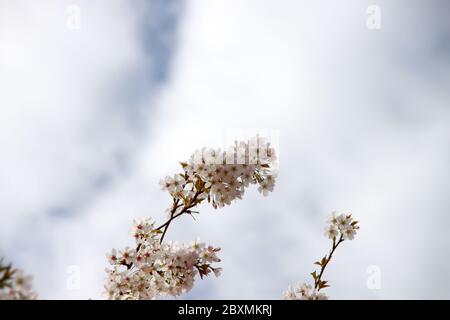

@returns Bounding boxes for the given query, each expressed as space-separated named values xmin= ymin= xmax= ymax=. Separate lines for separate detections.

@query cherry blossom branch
xmin=105 ymin=136 xmax=278 ymax=300
xmin=312 ymin=234 xmax=344 ymax=291
xmin=284 ymin=212 xmax=359 ymax=300
xmin=157 ymin=198 xmax=181 ymax=244
xmin=0 ymin=258 xmax=37 ymax=300
xmin=156 ymin=186 xmax=205 ymax=243
xmin=123 ymin=187 xmax=207 ymax=271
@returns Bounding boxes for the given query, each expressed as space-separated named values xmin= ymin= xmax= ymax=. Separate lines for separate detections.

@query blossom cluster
xmin=284 ymin=212 xmax=359 ymax=300
xmin=160 ymin=135 xmax=277 ymax=209
xmin=284 ymin=283 xmax=328 ymax=300
xmin=0 ymin=259 xmax=37 ymax=300
xmin=105 ymin=136 xmax=277 ymax=300
xmin=104 ymin=218 xmax=221 ymax=300
xmin=324 ymin=212 xmax=360 ymax=240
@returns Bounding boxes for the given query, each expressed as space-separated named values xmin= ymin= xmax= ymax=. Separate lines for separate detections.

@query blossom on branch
xmin=160 ymin=135 xmax=278 ymax=210
xmin=284 ymin=212 xmax=359 ymax=300
xmin=0 ymin=258 xmax=37 ymax=300
xmin=105 ymin=218 xmax=221 ymax=300
xmin=106 ymin=136 xmax=277 ymax=300
xmin=284 ymin=283 xmax=328 ymax=300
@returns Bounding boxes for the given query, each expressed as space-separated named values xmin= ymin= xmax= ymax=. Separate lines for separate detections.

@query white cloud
xmin=0 ymin=0 xmax=167 ymax=298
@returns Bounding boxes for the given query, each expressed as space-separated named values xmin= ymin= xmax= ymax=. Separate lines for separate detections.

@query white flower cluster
xmin=160 ymin=136 xmax=277 ymax=209
xmin=0 ymin=260 xmax=37 ymax=300
xmin=324 ymin=212 xmax=359 ymax=240
xmin=284 ymin=283 xmax=328 ymax=300
xmin=106 ymin=137 xmax=277 ymax=300
xmin=105 ymin=218 xmax=222 ymax=300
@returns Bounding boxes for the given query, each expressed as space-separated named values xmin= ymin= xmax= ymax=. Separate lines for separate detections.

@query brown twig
xmin=314 ymin=235 xmax=344 ymax=290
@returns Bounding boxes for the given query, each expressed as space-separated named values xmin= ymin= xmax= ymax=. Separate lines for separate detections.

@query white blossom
xmin=107 ymin=249 xmax=119 ymax=265
xmin=159 ymin=174 xmax=186 ymax=194
xmin=0 ymin=260 xmax=37 ymax=300
xmin=283 ymin=282 xmax=329 ymax=300
xmin=341 ymin=227 xmax=357 ymax=240
xmin=324 ymin=224 xmax=339 ymax=239
xmin=159 ymin=175 xmax=174 ymax=192
xmin=336 ymin=214 xmax=352 ymax=231
xmin=283 ymin=285 xmax=297 ymax=300
xmin=119 ymin=247 xmax=135 ymax=265
xmin=105 ymin=221 xmax=221 ymax=300
xmin=327 ymin=212 xmax=359 ymax=241
xmin=177 ymin=135 xmax=277 ymax=209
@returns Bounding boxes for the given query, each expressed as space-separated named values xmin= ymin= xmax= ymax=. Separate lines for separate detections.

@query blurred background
xmin=1 ymin=0 xmax=450 ymax=299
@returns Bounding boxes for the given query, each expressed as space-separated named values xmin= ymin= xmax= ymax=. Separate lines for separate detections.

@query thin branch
xmin=314 ymin=235 xmax=344 ymax=290
xmin=156 ymin=187 xmax=205 ymax=244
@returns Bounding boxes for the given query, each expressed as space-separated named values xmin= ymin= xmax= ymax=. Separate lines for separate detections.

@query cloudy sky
xmin=1 ymin=0 xmax=450 ymax=299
